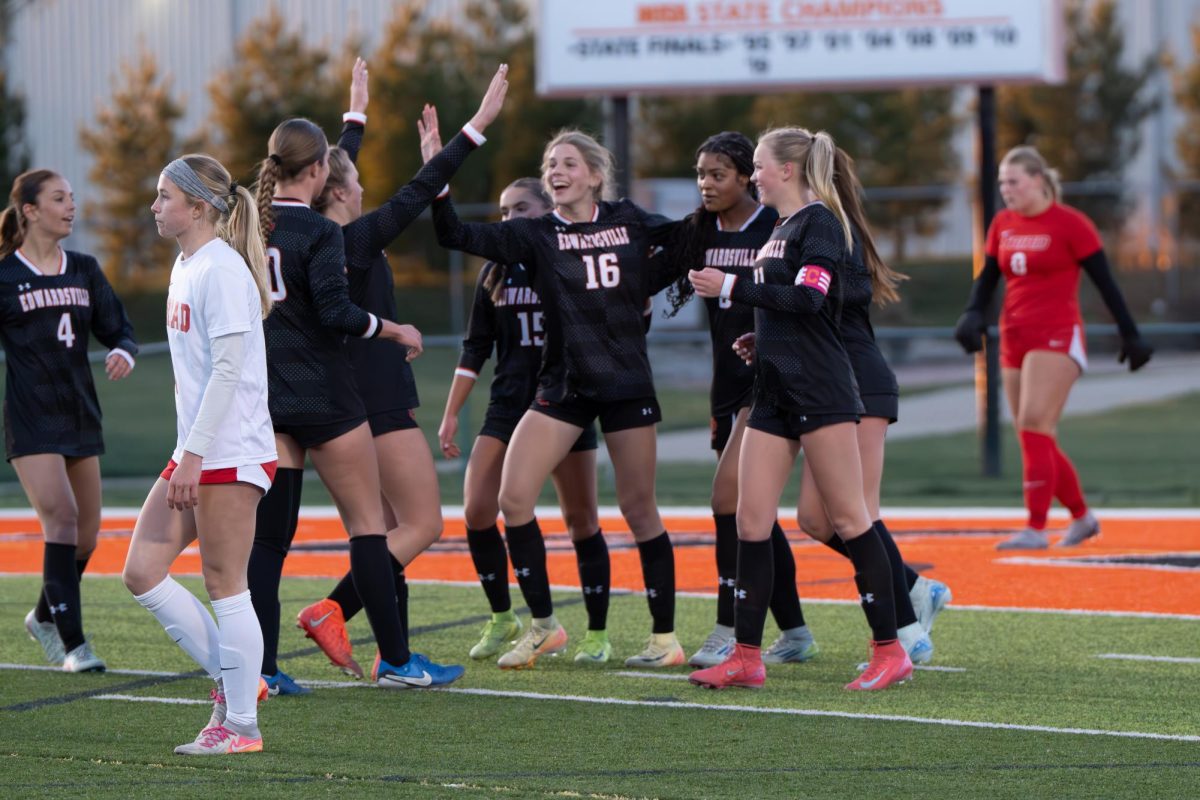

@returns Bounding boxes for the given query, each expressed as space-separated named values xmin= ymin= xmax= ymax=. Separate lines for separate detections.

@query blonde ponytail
xmin=224 ymin=184 xmax=272 ymax=317
xmin=806 ymin=132 xmax=853 ymax=251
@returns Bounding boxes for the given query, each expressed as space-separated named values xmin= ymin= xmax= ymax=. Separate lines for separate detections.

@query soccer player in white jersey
xmin=122 ymin=154 xmax=275 ymax=755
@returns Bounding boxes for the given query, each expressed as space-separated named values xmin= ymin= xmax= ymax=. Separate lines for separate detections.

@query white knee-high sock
xmin=134 ymin=576 xmax=220 ymax=680
xmin=211 ymin=590 xmax=264 ymax=734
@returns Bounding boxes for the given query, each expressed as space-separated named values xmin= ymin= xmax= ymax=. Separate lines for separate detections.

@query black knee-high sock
xmin=328 ymin=571 xmax=360 ymax=620
xmin=713 ymin=514 xmax=738 ymax=628
xmin=637 ymin=532 xmax=675 ymax=634
xmin=248 ymin=467 xmax=303 ymax=676
xmin=734 ymin=538 xmax=773 ymax=648
xmin=768 ymin=522 xmax=805 ymax=629
xmin=349 ymin=535 xmax=408 ymax=665
xmin=42 ymin=542 xmax=84 ymax=650
xmin=504 ymin=519 xmax=553 ymax=619
xmin=820 ymin=535 xmax=850 ymax=558
xmin=467 ymin=525 xmax=511 ymax=614
xmin=393 ymin=559 xmax=409 ymax=644
xmin=874 ymin=520 xmax=918 ymax=628
xmin=843 ymin=527 xmax=898 ymax=642
xmin=35 ymin=554 xmax=90 ymax=624
xmin=328 ymin=555 xmax=405 ymax=633
xmin=824 ymin=530 xmax=920 ymax=591
xmin=573 ymin=530 xmax=610 ymax=631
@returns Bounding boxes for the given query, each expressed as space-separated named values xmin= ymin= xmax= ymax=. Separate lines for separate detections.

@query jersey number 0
xmin=266 ymin=247 xmax=287 ymax=301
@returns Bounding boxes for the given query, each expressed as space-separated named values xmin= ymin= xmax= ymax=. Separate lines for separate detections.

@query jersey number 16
xmin=582 ymin=253 xmax=621 ymax=289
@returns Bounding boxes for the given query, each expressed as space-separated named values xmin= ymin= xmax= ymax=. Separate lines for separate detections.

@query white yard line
xmin=444 ymin=687 xmax=1200 ymax=743
xmin=93 ymin=694 xmax=208 ymax=705
xmin=1096 ymin=653 xmax=1200 ymax=665
xmin=6 ymin=662 xmax=1190 ymax=741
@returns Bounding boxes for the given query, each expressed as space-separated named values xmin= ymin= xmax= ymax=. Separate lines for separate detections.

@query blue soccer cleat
xmin=261 ymin=670 xmax=311 ymax=696
xmin=373 ymin=651 xmax=465 ymax=689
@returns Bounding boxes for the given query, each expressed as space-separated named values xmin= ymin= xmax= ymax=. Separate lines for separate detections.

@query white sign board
xmin=537 ymin=0 xmax=1064 ymax=97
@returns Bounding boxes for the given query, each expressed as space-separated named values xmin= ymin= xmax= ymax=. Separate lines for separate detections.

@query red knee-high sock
xmin=1051 ymin=442 xmax=1088 ymax=519
xmin=1019 ymin=430 xmax=1057 ymax=530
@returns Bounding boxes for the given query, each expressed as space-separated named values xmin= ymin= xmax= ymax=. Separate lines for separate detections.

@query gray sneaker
xmin=1057 ymin=512 xmax=1100 ymax=547
xmin=24 ymin=609 xmax=65 ymax=665
xmin=762 ymin=627 xmax=819 ymax=664
xmin=62 ymin=641 xmax=106 ymax=673
xmin=687 ymin=628 xmax=735 ymax=668
xmin=996 ymin=528 xmax=1049 ymax=550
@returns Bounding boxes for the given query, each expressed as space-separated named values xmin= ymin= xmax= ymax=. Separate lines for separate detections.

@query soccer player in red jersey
xmin=955 ymin=146 xmax=1153 ymax=550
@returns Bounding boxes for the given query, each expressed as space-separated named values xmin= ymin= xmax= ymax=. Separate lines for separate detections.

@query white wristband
xmin=719 ymin=273 xmax=738 ymax=303
xmin=109 ymin=348 xmax=135 ymax=369
xmin=343 ymin=111 xmax=367 ymax=125
xmin=462 ymin=123 xmax=487 ymax=147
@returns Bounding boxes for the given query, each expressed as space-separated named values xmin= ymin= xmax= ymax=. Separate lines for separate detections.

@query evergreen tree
xmin=78 ymin=51 xmax=184 ymax=288
xmin=997 ymin=0 xmax=1159 ymax=231
xmin=207 ymin=6 xmax=342 ymax=185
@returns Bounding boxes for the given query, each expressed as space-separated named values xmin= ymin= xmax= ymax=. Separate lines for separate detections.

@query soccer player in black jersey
xmin=292 ymin=60 xmax=498 ymax=679
xmin=688 ymin=128 xmax=911 ymax=691
xmin=658 ymin=133 xmax=813 ymax=669
xmin=423 ymin=122 xmax=684 ymax=670
xmin=437 ymin=177 xmax=610 ymax=664
xmin=1 ymin=169 xmax=137 ymax=673
xmin=247 ymin=66 xmax=508 ymax=692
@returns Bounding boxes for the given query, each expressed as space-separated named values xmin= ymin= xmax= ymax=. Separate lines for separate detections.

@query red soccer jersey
xmin=985 ymin=203 xmax=1103 ymax=330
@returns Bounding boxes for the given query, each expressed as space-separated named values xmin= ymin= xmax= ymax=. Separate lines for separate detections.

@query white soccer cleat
xmin=1057 ymin=511 xmax=1101 ymax=547
xmin=62 ymin=641 xmax=105 ymax=673
xmin=24 ymin=609 xmax=65 ymax=665
xmin=687 ymin=627 xmax=735 ymax=668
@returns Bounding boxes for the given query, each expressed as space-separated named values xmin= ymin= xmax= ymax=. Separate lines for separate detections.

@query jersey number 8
xmin=1010 ymin=251 xmax=1028 ymax=276
xmin=582 ymin=253 xmax=620 ymax=289
xmin=267 ymin=247 xmax=287 ymax=301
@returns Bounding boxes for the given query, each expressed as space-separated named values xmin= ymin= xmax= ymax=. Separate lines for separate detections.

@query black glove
xmin=1118 ymin=334 xmax=1153 ymax=372
xmin=953 ymin=310 xmax=986 ymax=354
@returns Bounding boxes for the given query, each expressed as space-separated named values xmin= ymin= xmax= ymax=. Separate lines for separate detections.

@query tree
xmin=78 ymin=51 xmax=185 ymax=288
xmin=638 ymin=88 xmax=960 ymax=262
xmin=0 ymin=0 xmax=30 ymax=190
xmin=753 ymin=89 xmax=959 ymax=262
xmin=358 ymin=0 xmax=601 ymax=282
xmin=997 ymin=0 xmax=1160 ymax=232
xmin=207 ymin=6 xmax=342 ymax=185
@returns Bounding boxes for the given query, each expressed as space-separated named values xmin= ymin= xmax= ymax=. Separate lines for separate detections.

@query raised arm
xmin=431 ymin=193 xmax=535 ymax=266
xmin=337 ymin=57 xmax=369 ymax=163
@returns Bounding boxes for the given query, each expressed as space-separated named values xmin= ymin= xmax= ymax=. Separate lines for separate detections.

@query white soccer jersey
xmin=166 ymin=238 xmax=275 ymax=468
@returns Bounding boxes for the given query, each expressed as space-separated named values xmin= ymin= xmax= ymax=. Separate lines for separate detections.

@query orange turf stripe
xmin=1 ymin=515 xmax=1197 ymax=616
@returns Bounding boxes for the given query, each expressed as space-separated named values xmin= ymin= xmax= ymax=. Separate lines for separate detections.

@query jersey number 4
xmin=582 ymin=253 xmax=620 ymax=289
xmin=267 ymin=247 xmax=287 ymax=301
xmin=56 ymin=312 xmax=76 ymax=348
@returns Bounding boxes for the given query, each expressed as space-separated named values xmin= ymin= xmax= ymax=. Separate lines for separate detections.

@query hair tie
xmin=229 ymin=180 xmax=239 ymax=194
xmin=268 ymin=154 xmax=282 ymax=166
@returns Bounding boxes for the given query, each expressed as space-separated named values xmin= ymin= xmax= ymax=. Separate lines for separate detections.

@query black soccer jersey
xmin=840 ymin=237 xmax=899 ymax=398
xmin=265 ymin=203 xmax=376 ymax=426
xmin=0 ymin=249 xmax=137 ymax=458
xmin=697 ymin=205 xmax=778 ymax=416
xmin=336 ymin=117 xmax=483 ymax=416
xmin=725 ymin=202 xmax=862 ymax=416
xmin=433 ymin=197 xmax=676 ymax=404
xmin=458 ymin=261 xmax=543 ymax=415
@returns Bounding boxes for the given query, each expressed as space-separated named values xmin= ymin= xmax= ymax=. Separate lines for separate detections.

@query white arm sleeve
xmin=183 ymin=332 xmax=246 ymax=458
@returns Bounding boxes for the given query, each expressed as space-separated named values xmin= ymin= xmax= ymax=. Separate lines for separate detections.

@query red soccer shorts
xmin=1000 ymin=322 xmax=1087 ymax=371
xmin=160 ymin=459 xmax=278 ymax=494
